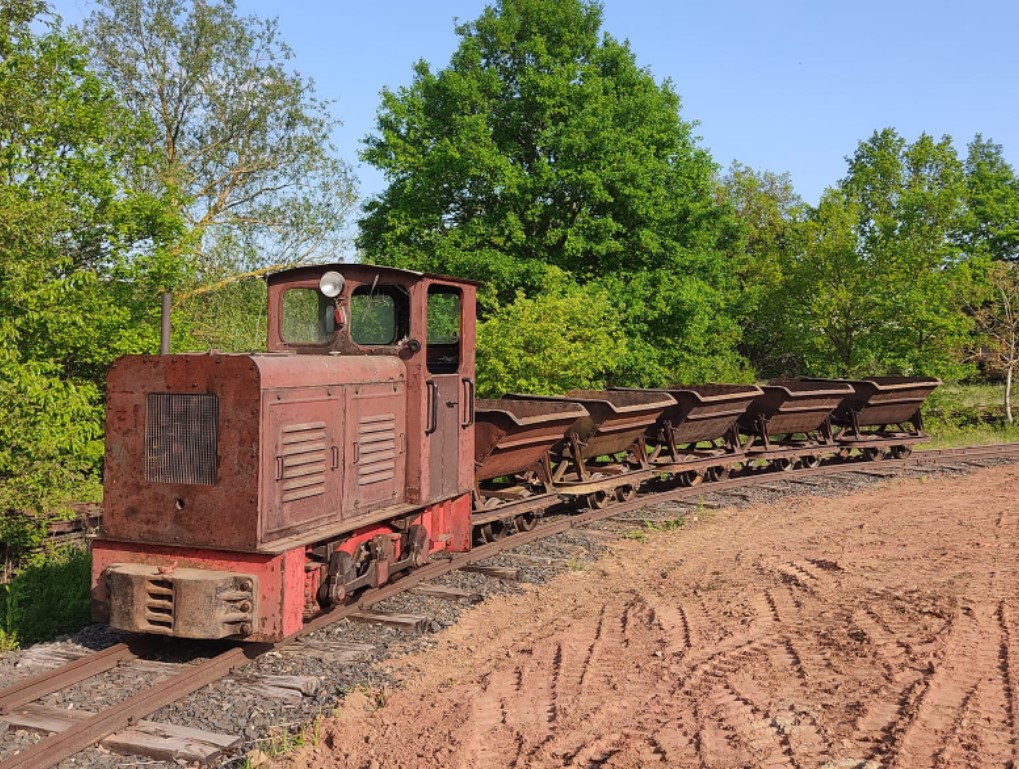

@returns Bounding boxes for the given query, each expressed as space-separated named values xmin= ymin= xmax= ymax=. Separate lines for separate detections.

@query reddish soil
xmin=275 ymin=464 xmax=1019 ymax=769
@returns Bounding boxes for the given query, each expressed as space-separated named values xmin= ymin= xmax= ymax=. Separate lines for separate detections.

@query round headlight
xmin=319 ymin=271 xmax=345 ymax=298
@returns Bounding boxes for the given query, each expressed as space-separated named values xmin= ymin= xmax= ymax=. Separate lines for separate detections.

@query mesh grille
xmin=145 ymin=393 xmax=219 ymax=485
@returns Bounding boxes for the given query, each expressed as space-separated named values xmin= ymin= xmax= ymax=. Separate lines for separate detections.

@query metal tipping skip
xmin=802 ymin=376 xmax=942 ymax=459
xmin=471 ymin=398 xmax=589 ymax=539
xmin=614 ymin=383 xmax=763 ymax=485
xmin=738 ymin=380 xmax=854 ymax=471
xmin=502 ymin=390 xmax=676 ymax=509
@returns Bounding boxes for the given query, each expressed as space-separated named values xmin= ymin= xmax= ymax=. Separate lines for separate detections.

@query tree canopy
xmin=0 ymin=1 xmax=180 ymax=513
xmin=81 ymin=0 xmax=357 ymax=284
xmin=359 ymin=0 xmax=744 ymax=387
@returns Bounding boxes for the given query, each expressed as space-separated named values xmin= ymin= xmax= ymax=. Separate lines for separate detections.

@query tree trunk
xmin=1006 ymin=365 xmax=1014 ymax=425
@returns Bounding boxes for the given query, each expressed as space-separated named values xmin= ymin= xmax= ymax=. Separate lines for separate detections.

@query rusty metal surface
xmin=805 ymin=376 xmax=941 ymax=429
xmin=92 ymin=540 xmax=306 ymax=642
xmin=262 ymin=265 xmax=478 ymax=508
xmin=106 ymin=564 xmax=257 ymax=639
xmin=474 ymin=399 xmax=588 ymax=482
xmin=428 ymin=374 xmax=461 ymax=498
xmin=103 ymin=354 xmax=408 ymax=553
xmin=505 ymin=390 xmax=675 ymax=460
xmin=104 ymin=354 xmax=262 ymax=551
xmin=616 ymin=384 xmax=762 ymax=447
xmin=739 ymin=379 xmax=853 ymax=437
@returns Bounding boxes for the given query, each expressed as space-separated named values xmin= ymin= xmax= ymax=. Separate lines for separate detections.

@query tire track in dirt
xmin=460 ymin=667 xmax=515 ymax=769
xmin=281 ymin=464 xmax=1019 ymax=769
xmin=880 ymin=521 xmax=1019 ymax=769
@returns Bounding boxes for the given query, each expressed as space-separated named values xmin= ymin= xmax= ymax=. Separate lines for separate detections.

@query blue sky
xmin=50 ymin=0 xmax=1019 ymax=210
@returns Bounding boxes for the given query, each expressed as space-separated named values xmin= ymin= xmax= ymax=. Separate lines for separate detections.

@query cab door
xmin=425 ymin=286 xmax=466 ymax=499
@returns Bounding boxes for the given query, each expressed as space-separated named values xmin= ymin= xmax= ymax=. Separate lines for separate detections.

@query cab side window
xmin=427 ymin=287 xmax=461 ymax=374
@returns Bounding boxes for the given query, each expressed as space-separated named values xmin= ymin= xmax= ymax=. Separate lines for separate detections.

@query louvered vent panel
xmin=280 ymin=421 xmax=328 ymax=502
xmin=145 ymin=393 xmax=219 ymax=485
xmin=358 ymin=414 xmax=397 ymax=486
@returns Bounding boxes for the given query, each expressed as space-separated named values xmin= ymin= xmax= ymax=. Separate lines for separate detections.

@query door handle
xmin=425 ymin=380 xmax=438 ymax=435
xmin=462 ymin=377 xmax=475 ymax=428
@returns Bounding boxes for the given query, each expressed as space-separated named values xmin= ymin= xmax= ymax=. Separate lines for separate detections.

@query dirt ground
xmin=274 ymin=464 xmax=1019 ymax=769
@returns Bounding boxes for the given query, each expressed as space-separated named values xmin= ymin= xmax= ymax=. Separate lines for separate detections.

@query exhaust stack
xmin=160 ymin=292 xmax=171 ymax=355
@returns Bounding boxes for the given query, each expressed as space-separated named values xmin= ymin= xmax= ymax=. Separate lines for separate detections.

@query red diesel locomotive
xmin=91 ymin=264 xmax=479 ymax=641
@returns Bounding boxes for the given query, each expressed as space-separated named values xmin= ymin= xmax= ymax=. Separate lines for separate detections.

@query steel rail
xmin=0 ymin=643 xmax=271 ymax=769
xmin=5 ymin=441 xmax=1018 ymax=769
xmin=0 ymin=637 xmax=160 ymax=717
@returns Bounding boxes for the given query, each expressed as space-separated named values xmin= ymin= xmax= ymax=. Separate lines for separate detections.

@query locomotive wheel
xmin=615 ymin=484 xmax=638 ymax=502
xmin=407 ymin=524 xmax=430 ymax=567
xmin=318 ymin=550 xmax=355 ymax=606
xmin=586 ymin=490 xmax=612 ymax=509
xmin=771 ymin=458 xmax=795 ymax=472
xmin=799 ymin=455 xmax=821 ymax=469
xmin=891 ymin=445 xmax=912 ymax=459
xmin=514 ymin=512 xmax=538 ymax=532
xmin=706 ymin=465 xmax=730 ymax=482
xmin=863 ymin=446 xmax=888 ymax=461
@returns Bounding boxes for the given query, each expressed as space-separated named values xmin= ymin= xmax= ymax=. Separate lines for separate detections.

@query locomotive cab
xmin=92 ymin=264 xmax=478 ymax=641
xmin=265 ymin=264 xmax=478 ymax=505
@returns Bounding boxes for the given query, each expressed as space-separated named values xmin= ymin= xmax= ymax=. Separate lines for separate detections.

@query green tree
xmin=359 ymin=0 xmax=742 ymax=385
xmin=962 ymin=134 xmax=1019 ymax=263
xmin=80 ymin=0 xmax=357 ymax=347
xmin=0 ymin=2 xmax=179 ymax=520
xmin=778 ymin=129 xmax=973 ymax=378
xmin=720 ymin=162 xmax=805 ymax=376
xmin=970 ymin=261 xmax=1019 ymax=422
xmin=779 ymin=190 xmax=879 ymax=374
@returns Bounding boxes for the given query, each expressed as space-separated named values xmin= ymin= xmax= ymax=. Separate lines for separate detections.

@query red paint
xmin=92 ymin=539 xmax=306 ymax=641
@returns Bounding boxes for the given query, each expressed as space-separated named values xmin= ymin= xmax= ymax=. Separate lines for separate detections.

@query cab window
xmin=282 ymin=288 xmax=332 ymax=344
xmin=427 ymin=287 xmax=461 ymax=373
xmin=350 ymin=284 xmax=409 ymax=346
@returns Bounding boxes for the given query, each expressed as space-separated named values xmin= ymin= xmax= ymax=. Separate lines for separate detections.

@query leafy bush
xmin=477 ymin=283 xmax=628 ymax=397
xmin=0 ymin=359 xmax=103 ymax=521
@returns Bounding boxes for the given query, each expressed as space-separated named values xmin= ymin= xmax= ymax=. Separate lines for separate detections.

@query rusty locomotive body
xmin=91 ymin=263 xmax=941 ymax=642
xmin=92 ymin=264 xmax=478 ymax=641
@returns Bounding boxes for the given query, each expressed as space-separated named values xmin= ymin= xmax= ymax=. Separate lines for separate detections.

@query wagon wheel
xmin=676 ymin=470 xmax=703 ymax=487
xmin=615 ymin=484 xmax=638 ymax=503
xmin=706 ymin=465 xmax=731 ymax=482
xmin=514 ymin=512 xmax=538 ymax=532
xmin=770 ymin=457 xmax=795 ymax=472
xmin=479 ymin=520 xmax=508 ymax=542
xmin=586 ymin=490 xmax=612 ymax=510
xmin=863 ymin=446 xmax=888 ymax=461
xmin=890 ymin=445 xmax=912 ymax=459
xmin=799 ymin=454 xmax=821 ymax=469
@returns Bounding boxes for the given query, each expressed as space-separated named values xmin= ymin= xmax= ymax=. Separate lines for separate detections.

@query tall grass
xmin=0 ymin=547 xmax=91 ymax=650
xmin=922 ymin=382 xmax=1019 ymax=448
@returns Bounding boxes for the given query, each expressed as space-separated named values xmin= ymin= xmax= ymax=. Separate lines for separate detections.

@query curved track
xmin=2 ymin=442 xmax=1017 ymax=768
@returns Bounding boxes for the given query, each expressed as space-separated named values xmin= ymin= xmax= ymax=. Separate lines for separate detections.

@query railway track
xmin=2 ymin=441 xmax=1017 ymax=769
